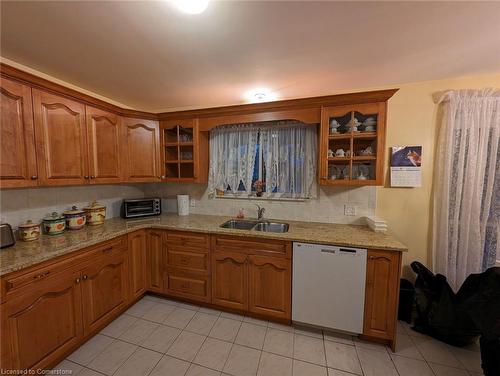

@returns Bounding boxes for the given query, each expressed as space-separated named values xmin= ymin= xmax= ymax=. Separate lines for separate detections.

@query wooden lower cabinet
xmin=248 ymin=255 xmax=291 ymax=320
xmin=128 ymin=230 xmax=147 ymax=300
xmin=164 ymin=269 xmax=211 ymax=303
xmin=81 ymin=249 xmax=128 ymax=334
xmin=0 ymin=269 xmax=83 ymax=370
xmin=147 ymin=230 xmax=164 ymax=293
xmin=212 ymin=251 xmax=248 ymax=311
xmin=0 ymin=229 xmax=404 ymax=372
xmin=363 ymin=249 xmax=402 ymax=350
xmin=211 ymin=236 xmax=292 ymax=320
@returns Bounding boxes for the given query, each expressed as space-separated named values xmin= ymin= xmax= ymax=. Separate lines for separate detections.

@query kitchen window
xmin=208 ymin=121 xmax=318 ymax=199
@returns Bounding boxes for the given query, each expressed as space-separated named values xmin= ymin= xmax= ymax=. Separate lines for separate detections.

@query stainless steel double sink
xmin=220 ymin=219 xmax=289 ymax=233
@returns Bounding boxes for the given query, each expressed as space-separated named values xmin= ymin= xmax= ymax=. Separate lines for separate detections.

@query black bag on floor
xmin=460 ymin=267 xmax=500 ymax=376
xmin=410 ymin=261 xmax=480 ymax=346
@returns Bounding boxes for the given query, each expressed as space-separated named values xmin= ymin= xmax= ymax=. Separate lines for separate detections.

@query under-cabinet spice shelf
xmin=319 ymin=102 xmax=387 ymax=186
xmin=160 ymin=119 xmax=209 ymax=183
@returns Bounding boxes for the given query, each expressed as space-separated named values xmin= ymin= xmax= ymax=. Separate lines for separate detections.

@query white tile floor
xmin=54 ymin=295 xmax=484 ymax=376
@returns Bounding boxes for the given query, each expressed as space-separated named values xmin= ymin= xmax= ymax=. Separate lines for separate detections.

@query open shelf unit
xmin=319 ymin=102 xmax=386 ymax=186
xmin=160 ymin=119 xmax=208 ymax=183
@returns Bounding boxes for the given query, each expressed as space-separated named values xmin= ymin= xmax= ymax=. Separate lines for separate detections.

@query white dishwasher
xmin=292 ymin=242 xmax=367 ymax=334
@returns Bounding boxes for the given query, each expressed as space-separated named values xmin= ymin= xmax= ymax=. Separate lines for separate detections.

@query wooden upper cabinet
xmin=0 ymin=77 xmax=38 ymax=188
xmin=363 ymin=249 xmax=401 ymax=349
xmin=86 ymin=106 xmax=122 ymax=184
xmin=32 ymin=89 xmax=88 ymax=186
xmin=319 ymin=102 xmax=387 ymax=186
xmin=0 ymin=269 xmax=83 ymax=370
xmin=122 ymin=117 xmax=161 ymax=182
xmin=160 ymin=119 xmax=209 ymax=183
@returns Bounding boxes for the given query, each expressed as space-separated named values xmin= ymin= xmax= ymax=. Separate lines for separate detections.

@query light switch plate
xmin=344 ymin=204 xmax=357 ymax=216
xmin=190 ymin=199 xmax=196 ymax=207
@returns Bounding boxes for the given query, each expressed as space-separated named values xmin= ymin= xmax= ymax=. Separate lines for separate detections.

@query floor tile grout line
xmin=353 ymin=343 xmax=366 ymax=376
xmin=254 ymin=325 xmax=269 ymax=376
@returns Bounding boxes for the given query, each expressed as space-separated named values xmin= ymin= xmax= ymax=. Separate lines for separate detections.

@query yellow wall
xmin=376 ymin=73 xmax=500 ymax=279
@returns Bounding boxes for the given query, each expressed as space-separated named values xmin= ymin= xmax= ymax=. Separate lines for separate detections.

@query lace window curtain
xmin=208 ymin=124 xmax=259 ymax=195
xmin=260 ymin=122 xmax=317 ymax=198
xmin=208 ymin=121 xmax=317 ymax=199
xmin=433 ymin=88 xmax=500 ymax=291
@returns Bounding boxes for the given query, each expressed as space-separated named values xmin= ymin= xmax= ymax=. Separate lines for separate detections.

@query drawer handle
xmin=102 ymin=247 xmax=113 ymax=253
xmin=180 ymin=257 xmax=189 ymax=265
xmin=33 ymin=271 xmax=50 ymax=280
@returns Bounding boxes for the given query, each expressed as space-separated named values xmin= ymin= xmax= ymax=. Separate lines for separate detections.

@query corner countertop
xmin=0 ymin=214 xmax=407 ymax=276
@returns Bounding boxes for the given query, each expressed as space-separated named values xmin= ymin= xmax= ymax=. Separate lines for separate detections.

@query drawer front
xmin=212 ymin=235 xmax=291 ymax=258
xmin=167 ymin=248 xmax=209 ymax=273
xmin=165 ymin=231 xmax=209 ymax=249
xmin=2 ymin=236 xmax=127 ymax=298
xmin=165 ymin=269 xmax=210 ymax=303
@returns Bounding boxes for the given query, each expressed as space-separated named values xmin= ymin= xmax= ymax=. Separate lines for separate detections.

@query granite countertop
xmin=0 ymin=214 xmax=407 ymax=276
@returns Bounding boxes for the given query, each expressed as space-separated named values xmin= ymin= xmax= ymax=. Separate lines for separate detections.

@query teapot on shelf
xmin=348 ymin=117 xmax=361 ymax=132
xmin=335 ymin=149 xmax=346 ymax=157
xmin=359 ymin=146 xmax=374 ymax=156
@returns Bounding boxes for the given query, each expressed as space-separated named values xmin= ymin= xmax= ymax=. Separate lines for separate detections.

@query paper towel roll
xmin=177 ymin=195 xmax=189 ymax=216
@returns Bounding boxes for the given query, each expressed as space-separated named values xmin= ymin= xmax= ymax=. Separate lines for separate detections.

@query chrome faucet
xmin=256 ymin=204 xmax=265 ymax=220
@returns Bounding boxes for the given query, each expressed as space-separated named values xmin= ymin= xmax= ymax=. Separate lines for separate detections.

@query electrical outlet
xmin=190 ymin=199 xmax=196 ymax=208
xmin=344 ymin=204 xmax=357 ymax=216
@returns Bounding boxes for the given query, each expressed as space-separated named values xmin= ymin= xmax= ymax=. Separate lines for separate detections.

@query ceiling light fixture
xmin=172 ymin=0 xmax=209 ymax=14
xmin=244 ymin=88 xmax=278 ymax=103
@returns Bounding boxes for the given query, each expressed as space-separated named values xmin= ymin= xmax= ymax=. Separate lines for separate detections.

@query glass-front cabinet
xmin=160 ymin=119 xmax=209 ymax=183
xmin=319 ymin=102 xmax=386 ymax=186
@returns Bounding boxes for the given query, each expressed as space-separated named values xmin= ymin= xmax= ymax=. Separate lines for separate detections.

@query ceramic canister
xmin=18 ymin=220 xmax=41 ymax=241
xmin=63 ymin=206 xmax=87 ymax=230
xmin=83 ymin=200 xmax=106 ymax=226
xmin=43 ymin=212 xmax=66 ymax=235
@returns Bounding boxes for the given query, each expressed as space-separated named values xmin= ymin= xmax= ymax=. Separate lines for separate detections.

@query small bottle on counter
xmin=236 ymin=208 xmax=245 ymax=219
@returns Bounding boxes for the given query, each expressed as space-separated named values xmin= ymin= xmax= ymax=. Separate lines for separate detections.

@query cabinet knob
xmin=90 ymin=176 xmax=95 ymax=179
xmin=161 ymin=175 xmax=165 ymax=179
xmin=75 ymin=277 xmax=81 ymax=284
xmin=84 ymin=176 xmax=89 ymax=179
xmin=30 ymin=175 xmax=38 ymax=180
xmin=82 ymin=275 xmax=88 ymax=280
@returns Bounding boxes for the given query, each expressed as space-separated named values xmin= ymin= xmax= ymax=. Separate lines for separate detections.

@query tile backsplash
xmin=0 ymin=183 xmax=376 ymax=228
xmin=0 ymin=185 xmax=145 ymax=228
xmin=143 ymin=184 xmax=376 ymax=224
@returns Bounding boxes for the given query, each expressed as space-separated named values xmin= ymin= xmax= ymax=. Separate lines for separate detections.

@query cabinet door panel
xmin=33 ymin=89 xmax=88 ymax=186
xmin=128 ymin=230 xmax=147 ymax=300
xmin=147 ymin=230 xmax=164 ymax=293
xmin=211 ymin=251 xmax=247 ymax=311
xmin=0 ymin=270 xmax=83 ymax=370
xmin=166 ymin=247 xmax=208 ymax=273
xmin=248 ymin=255 xmax=291 ymax=320
xmin=363 ymin=250 xmax=401 ymax=341
xmin=0 ymin=78 xmax=37 ymax=188
xmin=86 ymin=106 xmax=121 ymax=183
xmin=165 ymin=269 xmax=210 ymax=303
xmin=122 ymin=118 xmax=160 ymax=182
xmin=81 ymin=251 xmax=128 ymax=334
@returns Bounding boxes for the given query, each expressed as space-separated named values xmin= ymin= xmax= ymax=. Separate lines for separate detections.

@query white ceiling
xmin=1 ymin=1 xmax=499 ymax=112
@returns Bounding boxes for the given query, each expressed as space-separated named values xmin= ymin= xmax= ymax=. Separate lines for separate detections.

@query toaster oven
xmin=121 ymin=198 xmax=161 ymax=219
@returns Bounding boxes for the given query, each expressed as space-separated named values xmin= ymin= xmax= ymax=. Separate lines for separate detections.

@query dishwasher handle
xmin=320 ymin=248 xmax=336 ymax=254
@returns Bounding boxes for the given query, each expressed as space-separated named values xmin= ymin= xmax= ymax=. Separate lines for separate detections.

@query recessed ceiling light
xmin=244 ymin=88 xmax=278 ymax=103
xmin=172 ymin=0 xmax=209 ymax=14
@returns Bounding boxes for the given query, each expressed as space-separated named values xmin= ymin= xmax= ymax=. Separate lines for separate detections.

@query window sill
xmin=214 ymin=194 xmax=309 ymax=202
